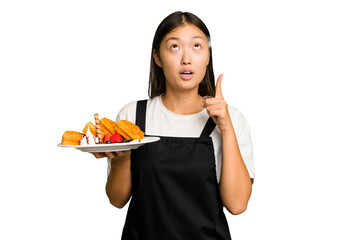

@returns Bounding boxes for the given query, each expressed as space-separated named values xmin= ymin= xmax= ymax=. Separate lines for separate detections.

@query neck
xmin=161 ymin=89 xmax=204 ymax=115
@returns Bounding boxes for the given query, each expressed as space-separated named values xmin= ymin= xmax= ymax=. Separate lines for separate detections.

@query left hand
xmin=201 ymin=74 xmax=232 ymax=133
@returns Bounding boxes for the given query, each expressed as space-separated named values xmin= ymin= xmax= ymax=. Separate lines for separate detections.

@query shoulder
xmin=115 ymin=97 xmax=159 ymax=123
xmin=115 ymin=100 xmax=137 ymax=122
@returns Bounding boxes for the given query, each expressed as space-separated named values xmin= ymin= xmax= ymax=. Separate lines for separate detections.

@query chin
xmin=177 ymin=82 xmax=200 ymax=92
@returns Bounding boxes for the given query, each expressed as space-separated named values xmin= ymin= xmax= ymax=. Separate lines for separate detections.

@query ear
xmin=153 ymin=49 xmax=162 ymax=68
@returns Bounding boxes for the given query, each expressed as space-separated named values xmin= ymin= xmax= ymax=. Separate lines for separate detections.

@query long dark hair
xmin=148 ymin=11 xmax=215 ymax=98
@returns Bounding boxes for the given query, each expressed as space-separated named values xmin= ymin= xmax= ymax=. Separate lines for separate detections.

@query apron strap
xmin=200 ymin=117 xmax=216 ymax=137
xmin=136 ymin=99 xmax=148 ymax=133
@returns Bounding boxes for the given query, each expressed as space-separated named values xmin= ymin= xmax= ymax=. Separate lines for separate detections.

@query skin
xmin=153 ymin=23 xmax=209 ymax=115
xmin=95 ymin=23 xmax=252 ymax=215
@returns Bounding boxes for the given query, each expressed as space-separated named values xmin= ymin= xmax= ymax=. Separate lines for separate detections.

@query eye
xmin=194 ymin=44 xmax=201 ymax=49
xmin=170 ymin=44 xmax=179 ymax=50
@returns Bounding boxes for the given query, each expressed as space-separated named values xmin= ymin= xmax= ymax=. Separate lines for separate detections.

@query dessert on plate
xmin=61 ymin=113 xmax=144 ymax=146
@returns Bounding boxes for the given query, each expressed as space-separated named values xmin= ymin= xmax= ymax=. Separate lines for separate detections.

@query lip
xmin=179 ymin=69 xmax=194 ymax=80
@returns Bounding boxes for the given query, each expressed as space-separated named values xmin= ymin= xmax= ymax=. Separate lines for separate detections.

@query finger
xmin=204 ymin=98 xmax=226 ymax=108
xmin=201 ymin=96 xmax=212 ymax=107
xmin=105 ymin=152 xmax=116 ymax=159
xmin=205 ymin=104 xmax=222 ymax=115
xmin=207 ymin=109 xmax=222 ymax=118
xmin=204 ymin=97 xmax=220 ymax=105
xmin=91 ymin=152 xmax=106 ymax=159
xmin=115 ymin=150 xmax=130 ymax=157
xmin=115 ymin=151 xmax=125 ymax=157
xmin=215 ymin=73 xmax=224 ymax=99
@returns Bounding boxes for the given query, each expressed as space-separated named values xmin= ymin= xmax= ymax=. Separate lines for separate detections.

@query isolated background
xmin=1 ymin=0 xmax=359 ymax=239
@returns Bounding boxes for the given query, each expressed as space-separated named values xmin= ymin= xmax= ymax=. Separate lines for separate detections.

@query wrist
xmin=220 ymin=123 xmax=235 ymax=136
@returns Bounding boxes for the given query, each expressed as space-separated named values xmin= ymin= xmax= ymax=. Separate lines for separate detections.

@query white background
xmin=1 ymin=0 xmax=359 ymax=239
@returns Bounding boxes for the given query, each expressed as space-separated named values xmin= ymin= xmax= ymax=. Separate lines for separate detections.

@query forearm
xmin=106 ymin=157 xmax=132 ymax=208
xmin=219 ymin=125 xmax=252 ymax=215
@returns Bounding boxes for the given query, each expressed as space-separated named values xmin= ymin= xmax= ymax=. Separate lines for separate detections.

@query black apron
xmin=121 ymin=100 xmax=231 ymax=240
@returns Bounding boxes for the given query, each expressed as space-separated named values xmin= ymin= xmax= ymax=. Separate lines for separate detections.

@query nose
xmin=181 ymin=48 xmax=191 ymax=65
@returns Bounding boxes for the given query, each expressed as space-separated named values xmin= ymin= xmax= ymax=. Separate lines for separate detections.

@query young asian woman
xmin=92 ymin=11 xmax=255 ymax=240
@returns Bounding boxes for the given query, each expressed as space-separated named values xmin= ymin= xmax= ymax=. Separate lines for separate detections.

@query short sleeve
xmin=115 ymin=101 xmax=137 ymax=123
xmin=231 ymin=108 xmax=255 ymax=180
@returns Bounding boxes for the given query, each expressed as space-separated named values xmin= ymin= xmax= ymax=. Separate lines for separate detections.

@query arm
xmin=203 ymin=74 xmax=252 ymax=215
xmin=93 ymin=151 xmax=132 ymax=208
xmin=219 ymin=125 xmax=252 ymax=215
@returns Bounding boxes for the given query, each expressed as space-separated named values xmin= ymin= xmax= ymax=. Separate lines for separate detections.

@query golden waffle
xmin=61 ymin=131 xmax=84 ymax=145
xmin=115 ymin=120 xmax=144 ymax=140
xmin=113 ymin=124 xmax=132 ymax=140
xmin=99 ymin=118 xmax=116 ymax=135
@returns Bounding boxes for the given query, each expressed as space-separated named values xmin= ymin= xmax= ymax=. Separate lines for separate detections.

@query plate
xmin=57 ymin=136 xmax=160 ymax=152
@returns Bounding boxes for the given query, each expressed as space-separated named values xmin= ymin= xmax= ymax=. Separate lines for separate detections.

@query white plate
xmin=57 ymin=136 xmax=160 ymax=152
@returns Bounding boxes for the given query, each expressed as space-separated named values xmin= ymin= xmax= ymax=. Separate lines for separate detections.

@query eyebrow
xmin=165 ymin=36 xmax=206 ymax=43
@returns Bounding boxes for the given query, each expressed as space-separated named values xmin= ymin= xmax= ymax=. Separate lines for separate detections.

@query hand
xmin=201 ymin=74 xmax=232 ymax=133
xmin=91 ymin=150 xmax=131 ymax=162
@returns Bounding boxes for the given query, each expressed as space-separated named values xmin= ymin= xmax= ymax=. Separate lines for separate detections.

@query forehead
xmin=163 ymin=24 xmax=207 ymax=42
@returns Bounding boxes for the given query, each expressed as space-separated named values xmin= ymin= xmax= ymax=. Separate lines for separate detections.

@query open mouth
xmin=179 ymin=70 xmax=194 ymax=80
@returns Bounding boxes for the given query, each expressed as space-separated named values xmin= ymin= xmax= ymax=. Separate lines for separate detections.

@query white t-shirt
xmin=111 ymin=95 xmax=255 ymax=183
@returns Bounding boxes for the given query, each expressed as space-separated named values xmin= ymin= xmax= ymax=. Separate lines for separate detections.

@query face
xmin=154 ymin=24 xmax=210 ymax=94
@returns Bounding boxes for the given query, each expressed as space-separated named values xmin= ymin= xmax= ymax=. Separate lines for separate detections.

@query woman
xmin=93 ymin=11 xmax=254 ymax=240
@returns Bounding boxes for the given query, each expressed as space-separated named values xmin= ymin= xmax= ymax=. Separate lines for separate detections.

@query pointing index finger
xmin=215 ymin=73 xmax=224 ymax=98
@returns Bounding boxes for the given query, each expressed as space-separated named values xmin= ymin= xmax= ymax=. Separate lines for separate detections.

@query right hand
xmin=91 ymin=150 xmax=131 ymax=162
